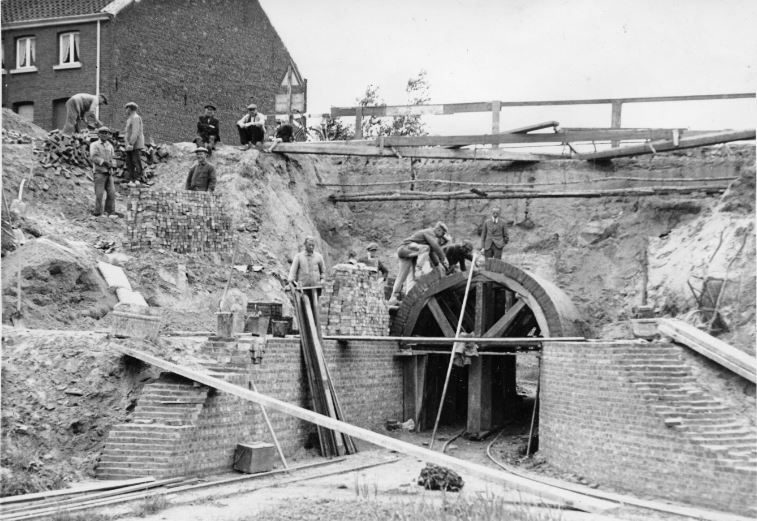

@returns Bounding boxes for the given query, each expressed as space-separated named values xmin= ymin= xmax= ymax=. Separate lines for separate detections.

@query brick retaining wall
xmin=540 ymin=340 xmax=756 ymax=515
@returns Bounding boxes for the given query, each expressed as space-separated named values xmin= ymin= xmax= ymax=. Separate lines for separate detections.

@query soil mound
xmin=1 ymin=109 xmax=48 ymax=140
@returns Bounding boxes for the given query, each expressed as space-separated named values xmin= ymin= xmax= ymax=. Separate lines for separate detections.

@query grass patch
xmin=134 ymin=494 xmax=169 ymax=517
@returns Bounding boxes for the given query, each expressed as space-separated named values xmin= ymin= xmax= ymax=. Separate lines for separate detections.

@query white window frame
xmin=54 ymin=31 xmax=81 ymax=70
xmin=11 ymin=36 xmax=37 ymax=74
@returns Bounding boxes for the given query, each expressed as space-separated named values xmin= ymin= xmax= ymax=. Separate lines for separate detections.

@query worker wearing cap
xmin=388 ymin=222 xmax=450 ymax=306
xmin=195 ymin=104 xmax=220 ymax=156
xmin=89 ymin=127 xmax=117 ymax=217
xmin=444 ymin=239 xmax=475 ymax=273
xmin=123 ymin=102 xmax=144 ymax=186
xmin=480 ymin=206 xmax=509 ymax=259
xmin=62 ymin=93 xmax=107 ymax=136
xmin=288 ymin=236 xmax=325 ymax=291
xmin=236 ymin=103 xmax=266 ymax=150
xmin=185 ymin=147 xmax=217 ymax=191
xmin=359 ymin=242 xmax=389 ymax=279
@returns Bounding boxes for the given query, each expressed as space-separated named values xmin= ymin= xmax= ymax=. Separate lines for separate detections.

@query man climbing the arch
xmin=62 ymin=93 xmax=107 ymax=136
xmin=387 ymin=222 xmax=450 ymax=306
xmin=444 ymin=239 xmax=475 ymax=273
xmin=480 ymin=206 xmax=509 ymax=259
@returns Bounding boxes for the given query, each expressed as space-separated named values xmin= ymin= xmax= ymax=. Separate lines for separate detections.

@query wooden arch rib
xmin=390 ymin=259 xmax=584 ymax=338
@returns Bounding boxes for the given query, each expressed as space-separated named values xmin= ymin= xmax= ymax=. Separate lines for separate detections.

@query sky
xmin=258 ymin=0 xmax=756 ymax=135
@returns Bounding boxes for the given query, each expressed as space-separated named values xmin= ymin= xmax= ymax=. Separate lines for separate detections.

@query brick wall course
xmin=540 ymin=340 xmax=756 ymax=515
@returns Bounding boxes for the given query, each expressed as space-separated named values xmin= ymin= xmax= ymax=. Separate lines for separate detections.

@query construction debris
xmin=2 ymin=128 xmax=34 ymax=144
xmin=417 ymin=463 xmax=464 ymax=491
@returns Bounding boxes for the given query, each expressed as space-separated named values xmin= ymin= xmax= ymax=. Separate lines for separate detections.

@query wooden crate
xmin=233 ymin=442 xmax=275 ymax=474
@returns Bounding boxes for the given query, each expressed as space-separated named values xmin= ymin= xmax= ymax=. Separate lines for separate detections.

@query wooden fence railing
xmin=331 ymin=92 xmax=755 ymax=145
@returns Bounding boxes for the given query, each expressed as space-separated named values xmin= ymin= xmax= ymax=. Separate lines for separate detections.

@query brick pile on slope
xmin=617 ymin=343 xmax=757 ymax=473
xmin=125 ymin=189 xmax=234 ymax=253
xmin=320 ymin=264 xmax=390 ymax=336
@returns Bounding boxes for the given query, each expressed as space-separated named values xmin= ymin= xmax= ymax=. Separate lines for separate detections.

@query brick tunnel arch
xmin=391 ymin=258 xmax=586 ymax=339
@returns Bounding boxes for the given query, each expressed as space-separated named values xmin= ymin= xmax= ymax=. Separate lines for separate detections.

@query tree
xmin=355 ymin=71 xmax=431 ymax=138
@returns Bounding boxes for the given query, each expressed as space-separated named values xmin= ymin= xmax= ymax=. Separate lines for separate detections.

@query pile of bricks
xmin=125 ymin=188 xmax=234 ymax=253
xmin=37 ymin=130 xmax=169 ymax=183
xmin=320 ymin=264 xmax=390 ymax=336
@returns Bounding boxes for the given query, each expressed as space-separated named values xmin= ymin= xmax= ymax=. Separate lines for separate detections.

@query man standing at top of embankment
xmin=62 ymin=93 xmax=107 ymax=136
xmin=387 ymin=222 xmax=450 ymax=306
xmin=480 ymin=206 xmax=509 ymax=259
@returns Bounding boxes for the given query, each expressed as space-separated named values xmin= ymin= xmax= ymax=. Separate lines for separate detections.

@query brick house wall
xmin=105 ymin=0 xmax=296 ymax=144
xmin=2 ymin=0 xmax=300 ymax=143
xmin=2 ymin=22 xmax=101 ymax=130
xmin=540 ymin=340 xmax=756 ymax=515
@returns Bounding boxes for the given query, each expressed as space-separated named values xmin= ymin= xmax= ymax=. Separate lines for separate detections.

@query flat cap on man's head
xmin=99 ymin=94 xmax=108 ymax=105
xmin=366 ymin=242 xmax=379 ymax=252
xmin=194 ymin=147 xmax=208 ymax=154
xmin=204 ymin=104 xmax=216 ymax=110
xmin=435 ymin=221 xmax=449 ymax=233
xmin=124 ymin=102 xmax=138 ymax=110
xmin=97 ymin=126 xmax=110 ymax=134
xmin=247 ymin=104 xmax=257 ymax=110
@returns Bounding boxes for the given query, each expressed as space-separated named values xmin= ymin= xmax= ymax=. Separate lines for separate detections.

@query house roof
xmin=1 ymin=0 xmax=130 ymax=24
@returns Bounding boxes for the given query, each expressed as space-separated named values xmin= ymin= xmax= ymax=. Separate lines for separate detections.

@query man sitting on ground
xmin=195 ymin=104 xmax=220 ymax=156
xmin=185 ymin=147 xmax=217 ymax=192
xmin=387 ymin=222 xmax=450 ymax=306
xmin=237 ymin=103 xmax=266 ymax=150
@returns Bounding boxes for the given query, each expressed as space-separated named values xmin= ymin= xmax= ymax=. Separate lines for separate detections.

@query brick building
xmin=1 ymin=0 xmax=306 ymax=144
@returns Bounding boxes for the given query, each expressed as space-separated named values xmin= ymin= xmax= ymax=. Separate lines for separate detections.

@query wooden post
xmin=354 ymin=107 xmax=363 ymax=140
xmin=403 ymin=354 xmax=428 ymax=430
xmin=467 ymin=281 xmax=494 ymax=434
xmin=491 ymin=100 xmax=501 ymax=149
xmin=610 ymin=101 xmax=623 ymax=148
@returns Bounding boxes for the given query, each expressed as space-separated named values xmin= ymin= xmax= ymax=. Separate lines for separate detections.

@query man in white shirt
xmin=236 ymin=103 xmax=266 ymax=150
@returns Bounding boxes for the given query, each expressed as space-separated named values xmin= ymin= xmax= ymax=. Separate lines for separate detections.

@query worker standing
xmin=237 ymin=103 xmax=266 ymax=150
xmin=185 ymin=148 xmax=217 ymax=191
xmin=195 ymin=104 xmax=220 ymax=156
xmin=387 ymin=222 xmax=450 ymax=306
xmin=62 ymin=93 xmax=107 ymax=136
xmin=89 ymin=127 xmax=117 ymax=218
xmin=360 ymin=242 xmax=389 ymax=279
xmin=288 ymin=237 xmax=325 ymax=293
xmin=480 ymin=206 xmax=509 ymax=259
xmin=123 ymin=102 xmax=144 ymax=187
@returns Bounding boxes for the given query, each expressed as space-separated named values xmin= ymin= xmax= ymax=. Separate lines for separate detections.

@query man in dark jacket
xmin=388 ymin=222 xmax=450 ymax=305
xmin=195 ymin=104 xmax=220 ymax=156
xmin=185 ymin=147 xmax=216 ymax=191
xmin=480 ymin=206 xmax=509 ymax=259
xmin=444 ymin=240 xmax=475 ymax=273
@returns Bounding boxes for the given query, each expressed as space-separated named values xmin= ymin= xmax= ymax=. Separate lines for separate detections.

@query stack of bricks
xmin=320 ymin=264 xmax=390 ymax=336
xmin=125 ymin=188 xmax=234 ymax=253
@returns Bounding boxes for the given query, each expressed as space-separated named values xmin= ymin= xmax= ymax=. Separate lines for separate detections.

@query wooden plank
xmin=323 ymin=335 xmax=581 ymax=345
xmin=474 ymin=282 xmax=486 ymax=336
xmin=580 ymin=129 xmax=755 ymax=160
xmin=272 ymin=142 xmax=550 ymax=162
xmin=484 ymin=300 xmax=527 ymax=338
xmin=504 ymin=121 xmax=560 ymax=134
xmin=491 ymin=100 xmax=501 ymax=149
xmin=610 ymin=101 xmax=623 ymax=148
xmin=111 ymin=344 xmax=613 ymax=513
xmin=427 ymin=296 xmax=456 ymax=337
xmin=331 ymin=93 xmax=755 ymax=117
xmin=415 ymin=354 xmax=428 ymax=429
xmin=354 ymin=106 xmax=363 ymax=140
xmin=658 ymin=319 xmax=756 ymax=383
xmin=0 ymin=478 xmax=155 ymax=505
xmin=332 ymin=185 xmax=730 ymax=202
xmin=467 ymin=355 xmax=494 ymax=433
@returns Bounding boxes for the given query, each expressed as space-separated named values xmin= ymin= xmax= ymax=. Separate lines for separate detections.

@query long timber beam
xmin=112 ymin=343 xmax=614 ymax=513
xmin=271 ymin=142 xmax=552 ymax=161
xmin=579 ymin=130 xmax=755 ymax=160
xmin=331 ymin=93 xmax=756 ymax=117
xmin=330 ymin=185 xmax=730 ymax=203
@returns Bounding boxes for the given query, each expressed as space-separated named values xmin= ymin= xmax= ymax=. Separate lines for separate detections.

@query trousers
xmin=94 ymin=172 xmax=116 ymax=215
xmin=238 ymin=125 xmax=264 ymax=145
xmin=484 ymin=245 xmax=503 ymax=259
xmin=124 ymin=149 xmax=143 ymax=182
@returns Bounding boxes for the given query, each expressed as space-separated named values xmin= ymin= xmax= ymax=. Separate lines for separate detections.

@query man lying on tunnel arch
xmin=387 ymin=222 xmax=450 ymax=306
